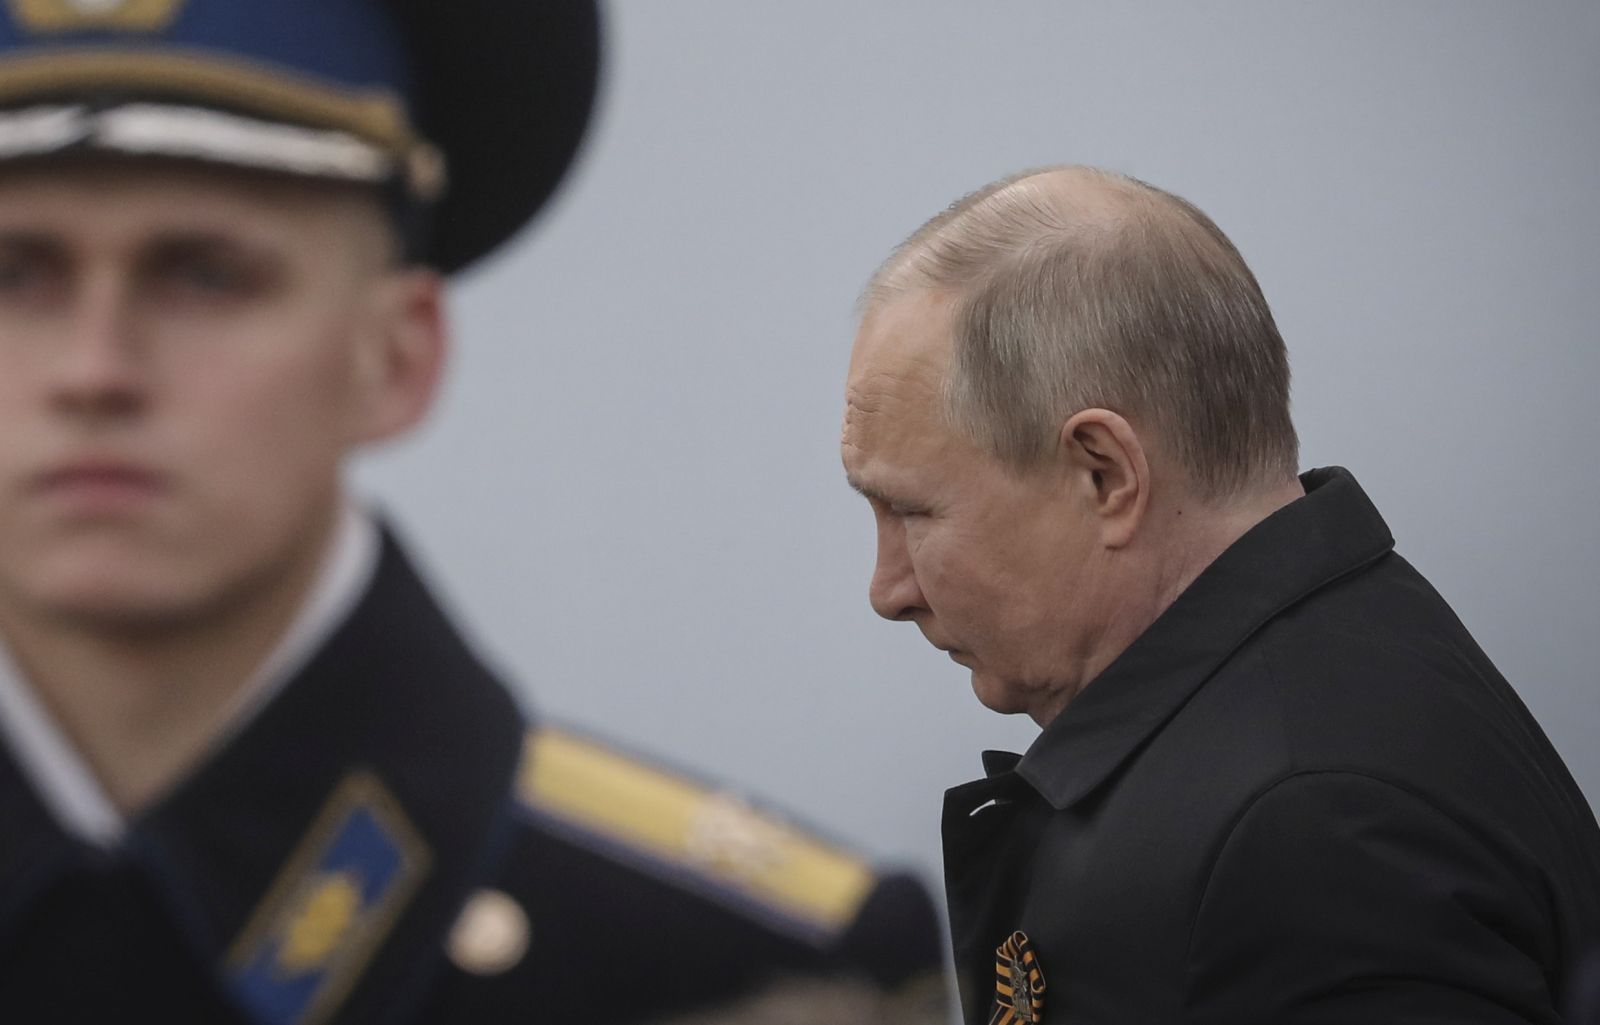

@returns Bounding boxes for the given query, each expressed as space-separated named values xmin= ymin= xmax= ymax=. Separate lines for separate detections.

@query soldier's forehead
xmin=0 ymin=159 xmax=391 ymax=242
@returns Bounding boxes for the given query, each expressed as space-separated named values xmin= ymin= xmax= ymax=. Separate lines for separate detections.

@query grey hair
xmin=861 ymin=165 xmax=1298 ymax=501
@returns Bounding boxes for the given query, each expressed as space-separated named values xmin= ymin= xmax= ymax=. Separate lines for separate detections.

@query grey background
xmin=355 ymin=1 xmax=1600 ymax=899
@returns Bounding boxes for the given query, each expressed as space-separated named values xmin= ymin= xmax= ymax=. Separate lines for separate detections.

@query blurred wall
xmin=354 ymin=1 xmax=1600 ymax=889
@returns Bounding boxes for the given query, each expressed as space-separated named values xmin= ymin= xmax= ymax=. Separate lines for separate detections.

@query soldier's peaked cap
xmin=0 ymin=0 xmax=602 ymax=273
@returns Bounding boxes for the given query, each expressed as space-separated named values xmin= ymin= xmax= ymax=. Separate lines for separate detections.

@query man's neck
xmin=1037 ymin=475 xmax=1309 ymax=726
xmin=1152 ymin=475 xmax=1308 ymax=614
xmin=1152 ymin=470 xmax=1312 ymax=607
xmin=0 ymin=513 xmax=344 ymax=818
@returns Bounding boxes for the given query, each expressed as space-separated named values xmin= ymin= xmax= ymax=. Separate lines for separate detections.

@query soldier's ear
xmin=348 ymin=267 xmax=448 ymax=447
xmin=1060 ymin=408 xmax=1149 ymax=548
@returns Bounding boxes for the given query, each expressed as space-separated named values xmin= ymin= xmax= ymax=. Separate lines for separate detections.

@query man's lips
xmin=32 ymin=461 xmax=170 ymax=507
xmin=930 ymin=640 xmax=971 ymax=666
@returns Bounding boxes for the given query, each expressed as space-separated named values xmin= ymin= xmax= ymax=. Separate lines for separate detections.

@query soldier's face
xmin=0 ymin=160 xmax=442 ymax=630
xmin=842 ymin=293 xmax=1109 ymax=725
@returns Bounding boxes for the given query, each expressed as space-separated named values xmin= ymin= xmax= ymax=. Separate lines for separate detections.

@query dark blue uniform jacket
xmin=0 ymin=535 xmax=946 ymax=1023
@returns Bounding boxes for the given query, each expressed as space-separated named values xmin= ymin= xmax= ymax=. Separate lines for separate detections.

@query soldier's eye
xmin=143 ymin=239 xmax=279 ymax=302
xmin=0 ymin=256 xmax=37 ymax=289
xmin=159 ymin=255 xmax=253 ymax=295
xmin=0 ymin=243 xmax=63 ymax=302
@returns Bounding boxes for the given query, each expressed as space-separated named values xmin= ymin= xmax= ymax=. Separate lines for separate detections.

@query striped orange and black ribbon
xmin=989 ymin=930 xmax=1046 ymax=1025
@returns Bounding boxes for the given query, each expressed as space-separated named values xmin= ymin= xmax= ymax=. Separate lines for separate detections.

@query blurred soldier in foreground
xmin=843 ymin=165 xmax=1600 ymax=1023
xmin=0 ymin=2 xmax=947 ymax=1022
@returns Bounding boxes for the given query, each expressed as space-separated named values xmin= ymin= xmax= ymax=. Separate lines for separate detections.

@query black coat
xmin=943 ymin=467 xmax=1600 ymax=1025
xmin=0 ymin=533 xmax=947 ymax=1023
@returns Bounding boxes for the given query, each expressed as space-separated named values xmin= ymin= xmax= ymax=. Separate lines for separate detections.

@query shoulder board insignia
xmin=517 ymin=726 xmax=876 ymax=943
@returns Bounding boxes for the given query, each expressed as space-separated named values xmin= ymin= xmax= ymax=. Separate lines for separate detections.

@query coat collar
xmin=1013 ymin=467 xmax=1395 ymax=812
xmin=0 ymin=503 xmax=381 ymax=849
xmin=0 ymin=529 xmax=525 ymax=1025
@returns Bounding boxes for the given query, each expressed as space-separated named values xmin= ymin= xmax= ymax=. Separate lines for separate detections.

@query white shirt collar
xmin=0 ymin=502 xmax=382 ymax=848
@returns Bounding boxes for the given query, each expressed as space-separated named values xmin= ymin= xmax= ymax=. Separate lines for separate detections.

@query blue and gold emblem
xmin=227 ymin=772 xmax=430 ymax=1025
xmin=990 ymin=930 xmax=1046 ymax=1025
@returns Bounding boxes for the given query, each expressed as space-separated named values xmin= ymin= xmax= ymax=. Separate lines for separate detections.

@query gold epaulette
xmin=516 ymin=726 xmax=877 ymax=939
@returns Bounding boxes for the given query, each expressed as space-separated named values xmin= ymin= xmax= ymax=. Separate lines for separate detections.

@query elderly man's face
xmin=842 ymin=293 xmax=1105 ymax=722
xmin=0 ymin=160 xmax=435 ymax=631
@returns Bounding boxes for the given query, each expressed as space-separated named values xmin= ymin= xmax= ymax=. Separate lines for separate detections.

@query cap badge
xmin=7 ymin=0 xmax=186 ymax=33
xmin=990 ymin=930 xmax=1046 ymax=1025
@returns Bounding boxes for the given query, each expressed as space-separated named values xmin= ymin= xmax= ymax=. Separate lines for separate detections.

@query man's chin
xmin=0 ymin=554 xmax=218 ymax=633
xmin=17 ymin=584 xmax=209 ymax=633
xmin=969 ymin=670 xmax=1032 ymax=717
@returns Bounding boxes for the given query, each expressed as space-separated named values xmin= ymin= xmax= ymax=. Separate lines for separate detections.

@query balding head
xmin=865 ymin=166 xmax=1135 ymax=304
xmin=843 ymin=167 xmax=1307 ymax=723
xmin=861 ymin=165 xmax=1297 ymax=502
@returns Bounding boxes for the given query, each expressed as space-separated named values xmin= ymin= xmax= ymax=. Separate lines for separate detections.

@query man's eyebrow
xmin=0 ymin=229 xmax=61 ymax=251
xmin=0 ymin=228 xmax=277 ymax=257
xmin=141 ymin=229 xmax=275 ymax=254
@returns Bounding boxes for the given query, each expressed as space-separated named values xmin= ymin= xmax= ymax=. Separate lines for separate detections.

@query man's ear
xmin=1060 ymin=408 xmax=1149 ymax=548
xmin=349 ymin=268 xmax=447 ymax=447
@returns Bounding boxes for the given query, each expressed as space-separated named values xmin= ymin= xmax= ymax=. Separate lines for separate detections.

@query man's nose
xmin=868 ymin=515 xmax=925 ymax=621
xmin=51 ymin=279 xmax=148 ymax=422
